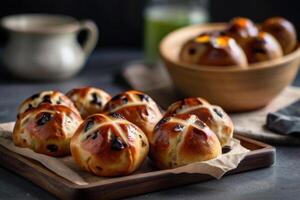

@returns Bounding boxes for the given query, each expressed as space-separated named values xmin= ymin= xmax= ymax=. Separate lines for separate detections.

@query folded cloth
xmin=266 ymin=100 xmax=300 ymax=135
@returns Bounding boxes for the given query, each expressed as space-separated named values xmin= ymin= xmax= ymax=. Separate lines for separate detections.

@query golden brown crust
xmin=70 ymin=114 xmax=149 ymax=177
xmin=13 ymin=104 xmax=82 ymax=157
xmin=150 ymin=114 xmax=221 ymax=169
xmin=103 ymin=90 xmax=162 ymax=142
xmin=18 ymin=90 xmax=80 ymax=117
xmin=164 ymin=97 xmax=233 ymax=147
xmin=261 ymin=17 xmax=297 ymax=55
xmin=243 ymin=32 xmax=283 ymax=63
xmin=66 ymin=87 xmax=111 ymax=119
xmin=179 ymin=33 xmax=248 ymax=67
xmin=226 ymin=17 xmax=259 ymax=46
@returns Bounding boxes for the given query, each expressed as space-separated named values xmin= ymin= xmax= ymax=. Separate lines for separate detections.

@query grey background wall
xmin=0 ymin=0 xmax=299 ymax=48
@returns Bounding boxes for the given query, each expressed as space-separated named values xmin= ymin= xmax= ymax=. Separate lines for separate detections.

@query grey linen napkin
xmin=122 ymin=61 xmax=300 ymax=145
xmin=266 ymin=100 xmax=300 ymax=135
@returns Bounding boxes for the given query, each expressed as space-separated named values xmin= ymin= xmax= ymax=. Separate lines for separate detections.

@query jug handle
xmin=78 ymin=20 xmax=98 ymax=56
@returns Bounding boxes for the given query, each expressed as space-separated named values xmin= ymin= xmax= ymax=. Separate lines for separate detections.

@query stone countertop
xmin=0 ymin=49 xmax=299 ymax=200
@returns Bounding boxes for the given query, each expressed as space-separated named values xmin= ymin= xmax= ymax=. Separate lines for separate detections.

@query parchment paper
xmin=0 ymin=122 xmax=249 ymax=185
xmin=122 ymin=61 xmax=300 ymax=145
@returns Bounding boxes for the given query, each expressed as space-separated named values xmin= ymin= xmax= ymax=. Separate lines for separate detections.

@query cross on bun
xmin=103 ymin=90 xmax=162 ymax=141
xmin=180 ymin=33 xmax=248 ymax=67
xmin=150 ymin=114 xmax=221 ymax=169
xmin=164 ymin=98 xmax=233 ymax=146
xmin=70 ymin=113 xmax=149 ymax=177
xmin=66 ymin=87 xmax=111 ymax=119
xmin=13 ymin=104 xmax=82 ymax=157
xmin=18 ymin=90 xmax=80 ymax=117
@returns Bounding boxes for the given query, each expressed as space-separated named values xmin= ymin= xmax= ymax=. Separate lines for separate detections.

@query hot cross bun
xmin=164 ymin=97 xmax=233 ymax=147
xmin=103 ymin=90 xmax=162 ymax=141
xmin=66 ymin=87 xmax=111 ymax=119
xmin=226 ymin=17 xmax=259 ymax=46
xmin=180 ymin=33 xmax=248 ymax=67
xmin=261 ymin=17 xmax=297 ymax=55
xmin=242 ymin=32 xmax=283 ymax=63
xmin=13 ymin=104 xmax=82 ymax=157
xmin=18 ymin=90 xmax=79 ymax=117
xmin=70 ymin=113 xmax=149 ymax=177
xmin=150 ymin=114 xmax=221 ymax=169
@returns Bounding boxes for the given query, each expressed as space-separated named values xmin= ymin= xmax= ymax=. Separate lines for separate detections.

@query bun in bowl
xmin=243 ymin=32 xmax=283 ymax=63
xmin=179 ymin=33 xmax=248 ymax=67
xmin=261 ymin=17 xmax=297 ymax=55
xmin=226 ymin=17 xmax=259 ymax=45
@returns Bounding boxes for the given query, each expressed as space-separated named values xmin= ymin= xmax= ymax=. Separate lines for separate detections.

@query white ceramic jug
xmin=1 ymin=14 xmax=98 ymax=80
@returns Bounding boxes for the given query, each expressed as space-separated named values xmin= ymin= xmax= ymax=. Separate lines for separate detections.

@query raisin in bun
xmin=150 ymin=114 xmax=221 ymax=169
xmin=243 ymin=32 xmax=283 ymax=63
xmin=226 ymin=17 xmax=259 ymax=46
xmin=13 ymin=104 xmax=82 ymax=157
xmin=66 ymin=87 xmax=111 ymax=119
xmin=18 ymin=90 xmax=79 ymax=116
xmin=70 ymin=113 xmax=149 ymax=177
xmin=179 ymin=33 xmax=248 ymax=67
xmin=261 ymin=17 xmax=297 ymax=55
xmin=103 ymin=90 xmax=162 ymax=141
xmin=164 ymin=98 xmax=233 ymax=147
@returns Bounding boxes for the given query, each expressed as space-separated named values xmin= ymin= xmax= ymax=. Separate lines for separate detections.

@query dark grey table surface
xmin=0 ymin=49 xmax=300 ymax=200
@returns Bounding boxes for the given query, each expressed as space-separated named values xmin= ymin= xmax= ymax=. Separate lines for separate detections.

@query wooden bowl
xmin=160 ymin=23 xmax=300 ymax=112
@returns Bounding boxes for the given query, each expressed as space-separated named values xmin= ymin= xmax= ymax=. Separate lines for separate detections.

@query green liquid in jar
xmin=144 ymin=5 xmax=209 ymax=62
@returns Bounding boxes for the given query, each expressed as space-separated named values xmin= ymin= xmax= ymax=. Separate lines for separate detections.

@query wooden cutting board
xmin=0 ymin=134 xmax=275 ymax=200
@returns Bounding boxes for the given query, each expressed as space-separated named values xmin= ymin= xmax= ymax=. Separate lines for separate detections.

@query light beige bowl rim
xmin=160 ymin=23 xmax=300 ymax=72
xmin=0 ymin=13 xmax=80 ymax=34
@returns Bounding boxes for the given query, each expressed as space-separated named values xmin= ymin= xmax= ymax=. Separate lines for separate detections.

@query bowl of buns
xmin=160 ymin=17 xmax=300 ymax=112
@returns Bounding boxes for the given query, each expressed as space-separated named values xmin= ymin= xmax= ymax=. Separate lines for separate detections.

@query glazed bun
xmin=18 ymin=90 xmax=79 ymax=116
xmin=226 ymin=17 xmax=259 ymax=45
xmin=243 ymin=32 xmax=283 ymax=63
xmin=164 ymin=98 xmax=233 ymax=147
xmin=103 ymin=90 xmax=162 ymax=141
xmin=261 ymin=17 xmax=297 ymax=55
xmin=150 ymin=114 xmax=221 ymax=169
xmin=66 ymin=87 xmax=111 ymax=119
xmin=70 ymin=113 xmax=149 ymax=177
xmin=13 ymin=104 xmax=82 ymax=157
xmin=179 ymin=33 xmax=248 ymax=67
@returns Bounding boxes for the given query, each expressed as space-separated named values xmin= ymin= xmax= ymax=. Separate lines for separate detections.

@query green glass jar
xmin=144 ymin=0 xmax=209 ymax=63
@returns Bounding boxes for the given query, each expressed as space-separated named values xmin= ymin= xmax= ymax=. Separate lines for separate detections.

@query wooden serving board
xmin=0 ymin=134 xmax=275 ymax=200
